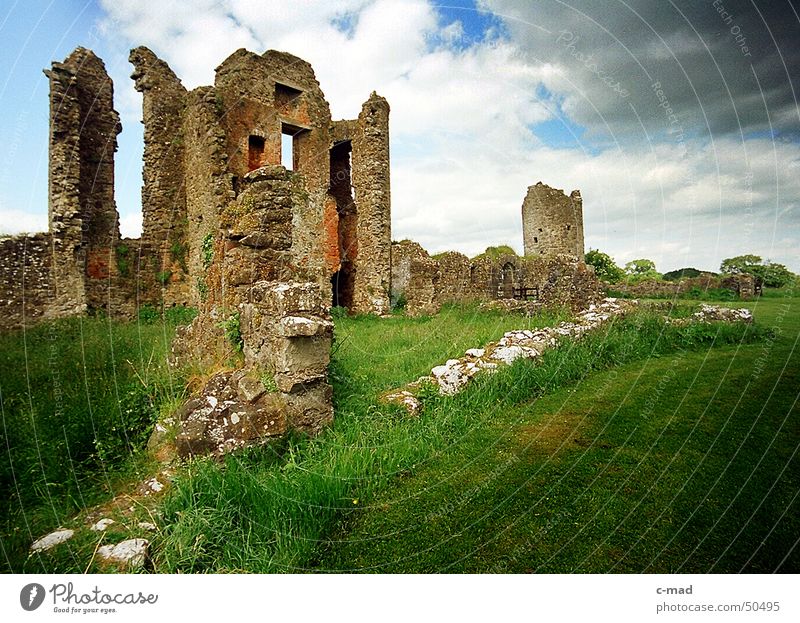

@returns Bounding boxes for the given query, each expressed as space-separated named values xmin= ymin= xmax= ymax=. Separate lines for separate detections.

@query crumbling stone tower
xmin=127 ymin=47 xmax=392 ymax=315
xmin=143 ymin=47 xmax=395 ymax=443
xmin=44 ymin=47 xmax=122 ymax=315
xmin=522 ymin=182 xmax=584 ymax=259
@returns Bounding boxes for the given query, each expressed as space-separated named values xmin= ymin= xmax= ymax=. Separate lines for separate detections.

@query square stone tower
xmin=521 ymin=182 xmax=584 ymax=259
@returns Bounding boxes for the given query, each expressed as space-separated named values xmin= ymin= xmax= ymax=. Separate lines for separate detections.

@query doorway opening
xmin=330 ymin=140 xmax=356 ymax=309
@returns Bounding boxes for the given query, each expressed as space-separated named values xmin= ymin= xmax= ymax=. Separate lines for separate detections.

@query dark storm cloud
xmin=484 ymin=0 xmax=800 ymax=142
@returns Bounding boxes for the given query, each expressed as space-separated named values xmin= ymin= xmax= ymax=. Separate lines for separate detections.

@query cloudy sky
xmin=1 ymin=0 xmax=798 ymax=272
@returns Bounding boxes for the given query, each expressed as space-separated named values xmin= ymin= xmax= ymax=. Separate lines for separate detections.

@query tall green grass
xmin=318 ymin=297 xmax=798 ymax=572
xmin=0 ymin=308 xmax=194 ymax=571
xmin=151 ymin=307 xmax=768 ymax=572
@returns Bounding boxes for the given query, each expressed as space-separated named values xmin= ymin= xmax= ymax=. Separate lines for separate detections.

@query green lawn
xmin=314 ymin=295 xmax=799 ymax=572
xmin=2 ymin=296 xmax=796 ymax=574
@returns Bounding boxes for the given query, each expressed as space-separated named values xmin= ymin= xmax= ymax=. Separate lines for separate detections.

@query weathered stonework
xmin=391 ymin=241 xmax=602 ymax=315
xmin=350 ymin=93 xmax=392 ymax=315
xmin=0 ymin=45 xmax=393 ymax=331
xmin=130 ymin=46 xmax=190 ymax=306
xmin=171 ymin=280 xmax=334 ymax=453
xmin=44 ymin=47 xmax=122 ymax=317
xmin=522 ymin=182 xmax=584 ymax=259
xmin=0 ymin=234 xmax=54 ymax=327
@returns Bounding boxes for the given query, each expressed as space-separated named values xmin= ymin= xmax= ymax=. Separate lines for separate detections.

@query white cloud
xmin=0 ymin=209 xmax=47 ymax=235
xmin=91 ymin=0 xmax=800 ymax=273
xmin=119 ymin=211 xmax=142 ymax=239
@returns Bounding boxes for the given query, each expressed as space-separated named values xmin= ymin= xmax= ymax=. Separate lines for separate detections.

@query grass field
xmin=1 ymin=295 xmax=797 ymax=573
xmin=0 ymin=308 xmax=194 ymax=572
xmin=316 ymin=295 xmax=799 ymax=572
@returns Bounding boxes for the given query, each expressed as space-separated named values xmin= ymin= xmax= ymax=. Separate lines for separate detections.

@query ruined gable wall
xmin=214 ymin=50 xmax=333 ymax=288
xmin=129 ymin=47 xmax=191 ymax=307
xmin=522 ymin=182 xmax=584 ymax=259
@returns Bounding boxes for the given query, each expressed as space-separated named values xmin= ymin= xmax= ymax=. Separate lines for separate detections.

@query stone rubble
xmin=385 ymin=298 xmax=635 ymax=412
xmin=89 ymin=518 xmax=115 ymax=532
xmin=692 ymin=303 xmax=753 ymax=323
xmin=384 ymin=300 xmax=754 ymax=414
xmin=30 ymin=529 xmax=75 ymax=553
xmin=97 ymin=538 xmax=149 ymax=569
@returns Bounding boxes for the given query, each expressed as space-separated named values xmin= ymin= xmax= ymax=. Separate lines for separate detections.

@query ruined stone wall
xmin=217 ymin=166 xmax=296 ymax=309
xmin=392 ymin=241 xmax=602 ymax=315
xmin=390 ymin=240 xmax=428 ymax=305
xmin=0 ymin=234 xmax=54 ymax=329
xmin=351 ymin=93 xmax=391 ymax=315
xmin=522 ymin=182 xmax=584 ymax=259
xmin=214 ymin=49 xmax=333 ymax=288
xmin=129 ymin=47 xmax=190 ymax=306
xmin=433 ymin=252 xmax=472 ymax=303
xmin=183 ymin=86 xmax=231 ymax=309
xmin=44 ymin=48 xmax=122 ymax=316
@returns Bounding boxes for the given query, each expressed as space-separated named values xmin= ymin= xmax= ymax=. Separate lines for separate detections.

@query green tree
xmin=720 ymin=255 xmax=797 ymax=288
xmin=752 ymin=262 xmax=796 ymax=288
xmin=720 ymin=254 xmax=762 ymax=275
xmin=624 ymin=258 xmax=657 ymax=275
xmin=622 ymin=258 xmax=662 ymax=284
xmin=663 ymin=267 xmax=703 ymax=281
xmin=585 ymin=249 xmax=624 ymax=283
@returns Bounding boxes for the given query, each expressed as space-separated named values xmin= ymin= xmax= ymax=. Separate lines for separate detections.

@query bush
xmin=585 ymin=249 xmax=624 ymax=283
xmin=218 ymin=312 xmax=243 ymax=352
xmin=138 ymin=304 xmax=160 ymax=324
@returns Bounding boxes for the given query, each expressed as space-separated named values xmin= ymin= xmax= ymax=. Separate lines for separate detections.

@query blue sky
xmin=1 ymin=0 xmax=797 ymax=273
xmin=0 ymin=0 xmax=145 ymax=235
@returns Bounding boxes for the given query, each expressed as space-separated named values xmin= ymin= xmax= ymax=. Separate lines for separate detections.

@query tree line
xmin=584 ymin=250 xmax=797 ymax=288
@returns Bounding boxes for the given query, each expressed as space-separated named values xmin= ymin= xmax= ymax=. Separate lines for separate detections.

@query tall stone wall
xmin=44 ymin=48 xmax=122 ymax=317
xmin=522 ymin=182 xmax=584 ymax=259
xmin=3 ymin=45 xmax=394 ymax=332
xmin=129 ymin=47 xmax=190 ymax=306
xmin=183 ymin=86 xmax=231 ymax=309
xmin=351 ymin=93 xmax=392 ymax=315
xmin=214 ymin=49 xmax=333 ymax=289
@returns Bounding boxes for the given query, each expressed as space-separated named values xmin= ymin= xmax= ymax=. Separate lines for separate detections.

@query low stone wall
xmin=613 ymin=273 xmax=756 ymax=299
xmin=390 ymin=240 xmax=602 ymax=316
xmin=0 ymin=234 xmax=56 ymax=329
xmin=384 ymin=298 xmax=636 ymax=414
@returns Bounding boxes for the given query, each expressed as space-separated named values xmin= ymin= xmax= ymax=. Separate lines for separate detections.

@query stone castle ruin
xmin=0 ymin=45 xmax=600 ymax=452
xmin=391 ymin=182 xmax=596 ymax=317
xmin=0 ymin=46 xmax=391 ymax=331
xmin=522 ymin=182 xmax=584 ymax=258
